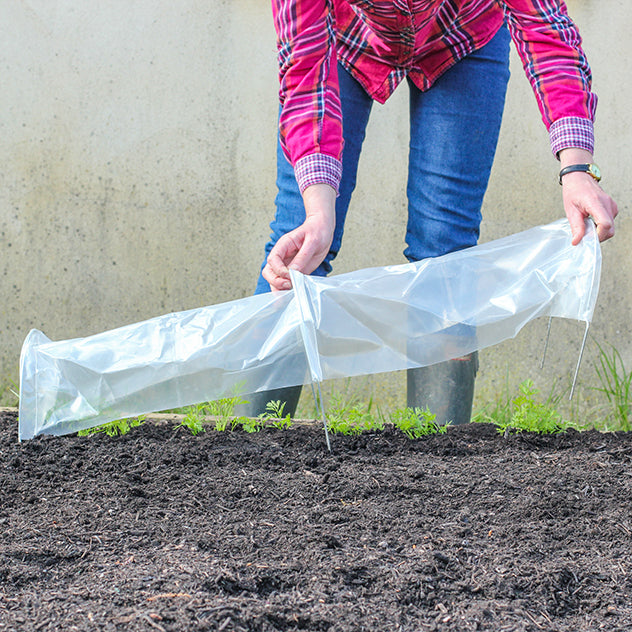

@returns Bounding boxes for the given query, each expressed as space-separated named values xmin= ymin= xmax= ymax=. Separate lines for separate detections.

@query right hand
xmin=558 ymin=148 xmax=618 ymax=245
xmin=262 ymin=183 xmax=336 ymax=291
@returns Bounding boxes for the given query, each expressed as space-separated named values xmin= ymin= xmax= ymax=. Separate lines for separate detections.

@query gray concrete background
xmin=1 ymin=1 xmax=630 ymax=418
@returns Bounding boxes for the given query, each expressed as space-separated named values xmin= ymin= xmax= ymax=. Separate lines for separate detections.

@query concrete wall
xmin=1 ymin=1 xmax=630 ymax=417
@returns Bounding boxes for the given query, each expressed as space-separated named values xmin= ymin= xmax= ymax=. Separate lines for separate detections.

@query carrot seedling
xmin=258 ymin=400 xmax=293 ymax=430
xmin=390 ymin=407 xmax=446 ymax=439
xmin=475 ymin=379 xmax=569 ymax=435
xmin=78 ymin=415 xmax=146 ymax=437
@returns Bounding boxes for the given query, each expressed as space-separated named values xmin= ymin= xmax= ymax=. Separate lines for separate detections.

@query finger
xmin=587 ymin=197 xmax=617 ymax=242
xmin=266 ymin=251 xmax=290 ymax=280
xmin=287 ymin=240 xmax=327 ymax=275
xmin=266 ymin=235 xmax=301 ymax=279
xmin=598 ymin=197 xmax=618 ymax=241
xmin=262 ymin=263 xmax=292 ymax=291
xmin=595 ymin=215 xmax=615 ymax=242
xmin=566 ymin=211 xmax=586 ymax=246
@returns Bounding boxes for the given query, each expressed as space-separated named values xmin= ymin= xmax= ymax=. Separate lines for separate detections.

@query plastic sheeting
xmin=19 ymin=219 xmax=601 ymax=440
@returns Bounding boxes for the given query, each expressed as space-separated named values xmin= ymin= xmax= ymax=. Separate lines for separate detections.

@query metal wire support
xmin=570 ymin=321 xmax=590 ymax=400
xmin=540 ymin=317 xmax=553 ymax=369
xmin=310 ymin=381 xmax=332 ymax=452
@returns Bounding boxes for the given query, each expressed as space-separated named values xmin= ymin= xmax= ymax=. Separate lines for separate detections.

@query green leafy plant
xmin=239 ymin=416 xmax=265 ymax=433
xmin=78 ymin=415 xmax=146 ymax=437
xmin=258 ymin=400 xmax=293 ymax=430
xmin=593 ymin=342 xmax=632 ymax=431
xmin=475 ymin=379 xmax=568 ymax=435
xmin=175 ymin=403 xmax=208 ymax=436
xmin=325 ymin=393 xmax=382 ymax=435
xmin=206 ymin=393 xmax=248 ymax=432
xmin=172 ymin=385 xmax=249 ymax=435
xmin=390 ymin=406 xmax=446 ymax=439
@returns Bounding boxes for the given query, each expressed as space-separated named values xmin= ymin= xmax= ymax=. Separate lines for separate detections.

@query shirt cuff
xmin=550 ymin=117 xmax=595 ymax=158
xmin=294 ymin=153 xmax=343 ymax=195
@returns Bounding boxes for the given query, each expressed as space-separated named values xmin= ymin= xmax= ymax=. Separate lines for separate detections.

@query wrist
xmin=558 ymin=163 xmax=601 ymax=186
xmin=558 ymin=148 xmax=593 ymax=169
xmin=558 ymin=148 xmax=601 ymax=185
xmin=302 ymin=183 xmax=336 ymax=220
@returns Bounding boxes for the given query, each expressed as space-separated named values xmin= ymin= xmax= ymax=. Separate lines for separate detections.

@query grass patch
xmin=593 ymin=341 xmax=632 ymax=431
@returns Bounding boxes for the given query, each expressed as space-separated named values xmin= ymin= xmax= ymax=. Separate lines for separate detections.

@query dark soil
xmin=1 ymin=409 xmax=632 ymax=631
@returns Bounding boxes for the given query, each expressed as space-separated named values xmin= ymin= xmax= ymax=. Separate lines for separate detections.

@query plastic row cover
xmin=19 ymin=219 xmax=600 ymax=440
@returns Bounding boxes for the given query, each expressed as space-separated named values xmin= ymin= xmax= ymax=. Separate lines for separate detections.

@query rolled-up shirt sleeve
xmin=502 ymin=0 xmax=597 ymax=156
xmin=272 ymin=0 xmax=344 ymax=193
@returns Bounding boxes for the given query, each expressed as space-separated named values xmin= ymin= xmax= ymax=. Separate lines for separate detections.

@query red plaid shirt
xmin=272 ymin=0 xmax=597 ymax=193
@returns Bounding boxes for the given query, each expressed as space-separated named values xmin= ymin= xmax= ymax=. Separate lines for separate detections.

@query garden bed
xmin=1 ymin=408 xmax=631 ymax=631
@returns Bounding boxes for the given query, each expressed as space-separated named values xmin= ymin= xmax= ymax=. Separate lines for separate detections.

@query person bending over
xmin=242 ymin=0 xmax=618 ymax=424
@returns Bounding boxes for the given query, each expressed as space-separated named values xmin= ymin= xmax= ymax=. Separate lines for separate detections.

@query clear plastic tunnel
xmin=19 ymin=219 xmax=600 ymax=440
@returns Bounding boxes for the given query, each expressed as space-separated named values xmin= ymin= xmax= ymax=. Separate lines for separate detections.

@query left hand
xmin=262 ymin=183 xmax=336 ymax=291
xmin=559 ymin=148 xmax=618 ymax=245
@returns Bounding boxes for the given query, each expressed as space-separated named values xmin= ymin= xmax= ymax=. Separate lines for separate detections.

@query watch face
xmin=588 ymin=164 xmax=601 ymax=180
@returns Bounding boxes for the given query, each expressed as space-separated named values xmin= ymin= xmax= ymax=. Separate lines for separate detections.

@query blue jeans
xmin=256 ymin=25 xmax=511 ymax=294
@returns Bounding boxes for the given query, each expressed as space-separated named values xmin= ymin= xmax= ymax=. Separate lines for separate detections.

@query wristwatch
xmin=558 ymin=163 xmax=601 ymax=185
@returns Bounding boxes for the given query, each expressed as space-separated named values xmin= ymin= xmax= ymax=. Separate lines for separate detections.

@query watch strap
xmin=559 ymin=163 xmax=601 ymax=185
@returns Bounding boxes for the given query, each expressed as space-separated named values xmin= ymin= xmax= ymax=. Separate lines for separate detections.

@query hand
xmin=559 ymin=148 xmax=618 ymax=245
xmin=262 ymin=183 xmax=336 ymax=291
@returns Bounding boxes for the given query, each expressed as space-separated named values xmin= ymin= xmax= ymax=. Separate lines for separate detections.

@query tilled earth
xmin=1 ymin=409 xmax=632 ymax=631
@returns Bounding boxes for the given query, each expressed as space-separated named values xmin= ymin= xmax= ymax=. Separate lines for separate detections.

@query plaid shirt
xmin=272 ymin=0 xmax=597 ymax=193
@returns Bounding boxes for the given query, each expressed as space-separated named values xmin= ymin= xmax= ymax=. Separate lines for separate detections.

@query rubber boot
xmin=406 ymin=352 xmax=478 ymax=425
xmin=233 ymin=385 xmax=302 ymax=419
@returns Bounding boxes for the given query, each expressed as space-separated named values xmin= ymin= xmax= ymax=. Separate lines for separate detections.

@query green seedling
xmin=593 ymin=342 xmax=632 ymax=431
xmin=206 ymin=393 xmax=248 ymax=431
xmin=78 ymin=415 xmax=146 ymax=437
xmin=258 ymin=400 xmax=293 ymax=430
xmin=172 ymin=384 xmax=250 ymax=435
xmin=325 ymin=393 xmax=382 ymax=435
xmin=508 ymin=380 xmax=565 ymax=433
xmin=475 ymin=379 xmax=568 ymax=435
xmin=175 ymin=403 xmax=207 ymax=436
xmin=63 ymin=343 xmax=632 ymax=442
xmin=239 ymin=416 xmax=265 ymax=433
xmin=390 ymin=406 xmax=446 ymax=439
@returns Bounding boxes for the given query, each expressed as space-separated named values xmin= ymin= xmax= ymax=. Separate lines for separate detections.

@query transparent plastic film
xmin=19 ymin=291 xmax=312 ymax=439
xmin=19 ymin=219 xmax=600 ymax=440
xmin=301 ymin=219 xmax=601 ymax=380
